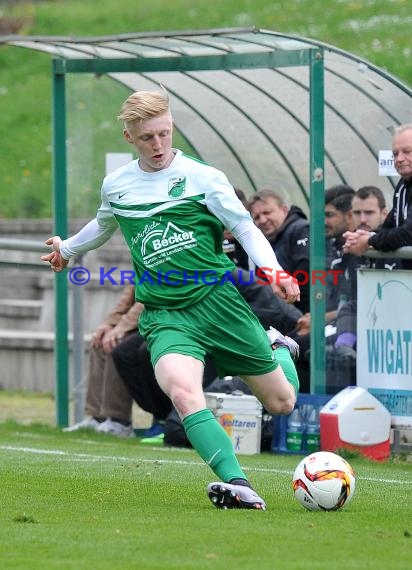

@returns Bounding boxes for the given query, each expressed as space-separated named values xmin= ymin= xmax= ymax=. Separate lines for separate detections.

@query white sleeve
xmin=60 ymin=217 xmax=117 ymax=260
xmin=204 ymin=170 xmax=251 ymax=230
xmin=231 ymin=218 xmax=283 ymax=274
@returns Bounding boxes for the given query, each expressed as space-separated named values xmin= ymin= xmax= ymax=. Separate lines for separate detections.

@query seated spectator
xmin=323 ymin=184 xmax=357 ymax=317
xmin=343 ymin=125 xmax=412 ymax=267
xmin=298 ymin=184 xmax=399 ymax=393
xmin=248 ymin=189 xmax=310 ymax=314
xmin=64 ymin=285 xmax=143 ymax=437
xmin=330 ymin=185 xmax=401 ymax=357
xmin=286 ymin=185 xmax=355 ymax=390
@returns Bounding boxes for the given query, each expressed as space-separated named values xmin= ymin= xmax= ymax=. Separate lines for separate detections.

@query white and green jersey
xmin=96 ymin=150 xmax=251 ymax=308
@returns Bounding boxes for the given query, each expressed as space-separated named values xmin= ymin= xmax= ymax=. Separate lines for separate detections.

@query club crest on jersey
xmin=168 ymin=176 xmax=186 ymax=198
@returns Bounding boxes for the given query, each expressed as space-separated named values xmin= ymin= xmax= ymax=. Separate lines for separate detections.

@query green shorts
xmin=138 ymin=282 xmax=279 ymax=378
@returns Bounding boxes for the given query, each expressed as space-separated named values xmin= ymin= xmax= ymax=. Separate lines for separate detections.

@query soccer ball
xmin=292 ymin=451 xmax=355 ymax=511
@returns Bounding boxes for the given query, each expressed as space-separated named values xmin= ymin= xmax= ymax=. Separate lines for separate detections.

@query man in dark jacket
xmin=343 ymin=124 xmax=412 ymax=267
xmin=249 ymin=189 xmax=310 ymax=313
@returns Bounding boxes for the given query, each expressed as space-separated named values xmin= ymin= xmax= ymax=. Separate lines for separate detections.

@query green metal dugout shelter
xmin=1 ymin=27 xmax=411 ymax=425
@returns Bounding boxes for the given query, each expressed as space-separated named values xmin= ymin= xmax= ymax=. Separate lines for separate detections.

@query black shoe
xmin=207 ymin=482 xmax=266 ymax=510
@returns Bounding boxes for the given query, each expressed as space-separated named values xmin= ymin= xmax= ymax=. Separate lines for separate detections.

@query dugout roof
xmin=1 ymin=27 xmax=412 ymax=210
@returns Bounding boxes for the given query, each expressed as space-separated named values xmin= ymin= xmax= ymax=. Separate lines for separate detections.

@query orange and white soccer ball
xmin=292 ymin=451 xmax=356 ymax=511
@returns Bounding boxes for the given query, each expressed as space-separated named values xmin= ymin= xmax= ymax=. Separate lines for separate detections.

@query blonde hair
xmin=118 ymin=89 xmax=170 ymax=128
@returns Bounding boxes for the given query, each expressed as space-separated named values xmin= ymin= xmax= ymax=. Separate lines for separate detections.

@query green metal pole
xmin=309 ymin=49 xmax=326 ymax=394
xmin=52 ymin=59 xmax=69 ymax=426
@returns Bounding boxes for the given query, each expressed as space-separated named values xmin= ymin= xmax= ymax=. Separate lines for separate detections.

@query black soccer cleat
xmin=207 ymin=482 xmax=266 ymax=510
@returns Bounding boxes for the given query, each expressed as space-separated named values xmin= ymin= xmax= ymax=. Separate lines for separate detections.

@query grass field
xmin=0 ymin=420 xmax=411 ymax=570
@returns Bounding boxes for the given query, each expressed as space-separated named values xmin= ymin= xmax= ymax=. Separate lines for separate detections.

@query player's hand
xmin=41 ymin=236 xmax=69 ymax=272
xmin=271 ymin=272 xmax=300 ymax=304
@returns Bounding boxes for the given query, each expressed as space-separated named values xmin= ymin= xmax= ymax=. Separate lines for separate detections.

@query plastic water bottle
xmin=286 ymin=408 xmax=303 ymax=451
xmin=306 ymin=407 xmax=320 ymax=453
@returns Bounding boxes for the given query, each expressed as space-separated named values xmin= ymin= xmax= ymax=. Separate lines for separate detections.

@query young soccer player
xmin=42 ymin=89 xmax=300 ymax=510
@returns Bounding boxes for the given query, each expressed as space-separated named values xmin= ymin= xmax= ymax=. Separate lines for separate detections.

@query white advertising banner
xmin=357 ymin=269 xmax=412 ymax=426
xmin=378 ymin=150 xmax=397 ymax=177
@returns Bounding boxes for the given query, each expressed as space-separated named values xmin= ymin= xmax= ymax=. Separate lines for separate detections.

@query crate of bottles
xmin=271 ymin=393 xmax=332 ymax=454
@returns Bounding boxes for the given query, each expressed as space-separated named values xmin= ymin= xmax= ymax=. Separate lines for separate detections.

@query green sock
xmin=274 ymin=346 xmax=300 ymax=395
xmin=182 ymin=409 xmax=247 ymax=482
